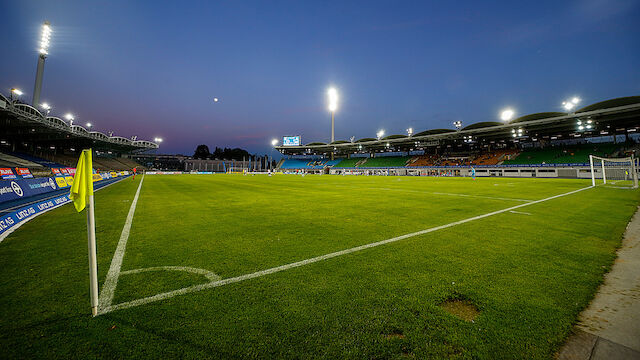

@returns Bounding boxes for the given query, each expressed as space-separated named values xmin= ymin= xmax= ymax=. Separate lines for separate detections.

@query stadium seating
xmin=358 ymin=156 xmax=411 ymax=167
xmin=279 ymin=159 xmax=341 ymax=169
xmin=0 ymin=152 xmax=43 ymax=168
xmin=471 ymin=149 xmax=519 ymax=166
xmin=8 ymin=152 xmax=66 ymax=168
xmin=334 ymin=158 xmax=362 ymax=168
xmin=503 ymin=144 xmax=619 ymax=165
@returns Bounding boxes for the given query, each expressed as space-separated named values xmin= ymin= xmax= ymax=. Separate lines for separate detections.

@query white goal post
xmin=589 ymin=154 xmax=638 ymax=189
xmin=227 ymin=167 xmax=248 ymax=174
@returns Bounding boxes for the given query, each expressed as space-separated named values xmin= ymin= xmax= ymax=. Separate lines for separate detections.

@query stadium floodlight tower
xmin=33 ymin=21 xmax=52 ymax=108
xmin=327 ymin=88 xmax=338 ymax=142
xmin=407 ymin=127 xmax=413 ymax=137
xmin=377 ymin=129 xmax=385 ymax=140
xmin=270 ymin=139 xmax=278 ymax=171
xmin=453 ymin=121 xmax=462 ymax=130
xmin=154 ymin=137 xmax=163 ymax=143
xmin=500 ymin=108 xmax=515 ymax=122
xmin=10 ymin=88 xmax=23 ymax=102
xmin=64 ymin=113 xmax=74 ymax=126
xmin=40 ymin=102 xmax=52 ymax=116
xmin=562 ymin=97 xmax=581 ymax=113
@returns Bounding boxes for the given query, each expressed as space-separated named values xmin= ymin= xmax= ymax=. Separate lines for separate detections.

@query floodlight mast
xmin=33 ymin=21 xmax=51 ymax=108
xmin=327 ymin=87 xmax=338 ymax=160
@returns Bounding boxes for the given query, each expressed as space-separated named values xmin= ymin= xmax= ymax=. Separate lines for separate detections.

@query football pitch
xmin=1 ymin=174 xmax=638 ymax=359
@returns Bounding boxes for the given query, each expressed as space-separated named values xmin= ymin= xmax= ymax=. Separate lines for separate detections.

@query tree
xmin=193 ymin=145 xmax=210 ymax=159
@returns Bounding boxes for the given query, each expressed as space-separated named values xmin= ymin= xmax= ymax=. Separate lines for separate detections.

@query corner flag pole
xmin=70 ymin=149 xmax=99 ymax=316
xmin=86 ymin=162 xmax=99 ymax=317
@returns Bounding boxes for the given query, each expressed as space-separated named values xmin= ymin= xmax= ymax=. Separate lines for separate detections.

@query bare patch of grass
xmin=440 ymin=298 xmax=480 ymax=322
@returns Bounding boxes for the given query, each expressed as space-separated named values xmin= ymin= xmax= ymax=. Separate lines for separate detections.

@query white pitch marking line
xmin=430 ymin=191 xmax=534 ymax=202
xmin=509 ymin=210 xmax=532 ymax=215
xmin=98 ymin=175 xmax=145 ymax=310
xmin=365 ymin=186 xmax=533 ymax=202
xmin=98 ymin=185 xmax=593 ymax=315
xmin=120 ymin=266 xmax=222 ymax=282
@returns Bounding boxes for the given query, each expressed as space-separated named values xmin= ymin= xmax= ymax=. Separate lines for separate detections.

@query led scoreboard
xmin=282 ymin=136 xmax=301 ymax=146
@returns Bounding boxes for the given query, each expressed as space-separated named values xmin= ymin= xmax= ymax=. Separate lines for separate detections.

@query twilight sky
xmin=1 ymin=0 xmax=639 ymax=155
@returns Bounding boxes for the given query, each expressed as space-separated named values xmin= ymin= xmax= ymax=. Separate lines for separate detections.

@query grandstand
xmin=274 ymin=96 xmax=640 ymax=178
xmin=0 ymin=91 xmax=155 ymax=176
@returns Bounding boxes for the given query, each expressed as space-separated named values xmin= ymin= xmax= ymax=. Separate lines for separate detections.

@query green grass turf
xmin=0 ymin=174 xmax=638 ymax=359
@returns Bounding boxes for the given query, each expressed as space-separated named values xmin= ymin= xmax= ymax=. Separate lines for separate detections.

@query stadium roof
xmin=276 ymin=96 xmax=640 ymax=155
xmin=0 ymin=92 xmax=158 ymax=153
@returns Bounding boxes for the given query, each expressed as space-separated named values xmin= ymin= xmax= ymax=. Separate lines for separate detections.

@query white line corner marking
xmin=98 ymin=175 xmax=145 ymax=310
xmin=99 ymin=185 xmax=593 ymax=315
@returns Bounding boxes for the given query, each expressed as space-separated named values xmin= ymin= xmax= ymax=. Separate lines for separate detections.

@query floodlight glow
xmin=500 ymin=108 xmax=515 ymax=122
xmin=571 ymin=97 xmax=580 ymax=104
xmin=11 ymin=88 xmax=23 ymax=96
xmin=376 ymin=129 xmax=385 ymax=140
xmin=86 ymin=122 xmax=92 ymax=128
xmin=563 ymin=101 xmax=575 ymax=111
xmin=327 ymin=87 xmax=338 ymax=112
xmin=154 ymin=137 xmax=163 ymax=143
xmin=579 ymin=125 xmax=584 ymax=130
xmin=271 ymin=139 xmax=278 ymax=146
xmin=407 ymin=127 xmax=413 ymax=136
xmin=453 ymin=120 xmax=462 ymax=129
xmin=213 ymin=98 xmax=219 ymax=102
xmin=40 ymin=103 xmax=51 ymax=111
xmin=39 ymin=22 xmax=52 ymax=55
xmin=577 ymin=120 xmax=582 ymax=125
xmin=64 ymin=113 xmax=74 ymax=121
xmin=586 ymin=124 xmax=592 ymax=129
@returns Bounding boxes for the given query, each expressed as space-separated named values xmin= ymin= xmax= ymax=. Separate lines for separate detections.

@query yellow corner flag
xmin=70 ymin=149 xmax=94 ymax=212
xmin=71 ymin=149 xmax=100 ymax=316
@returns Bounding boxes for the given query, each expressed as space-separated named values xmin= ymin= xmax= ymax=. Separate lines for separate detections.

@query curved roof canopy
xmin=577 ymin=96 xmax=640 ymax=113
xmin=414 ymin=129 xmax=456 ymax=137
xmin=511 ymin=112 xmax=566 ymax=123
xmin=383 ymin=134 xmax=407 ymax=140
xmin=356 ymin=137 xmax=376 ymax=143
xmin=462 ymin=121 xmax=502 ymax=130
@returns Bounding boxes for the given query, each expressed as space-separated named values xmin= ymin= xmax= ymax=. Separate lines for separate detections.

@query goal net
xmin=589 ymin=155 xmax=638 ymax=189
xmin=227 ymin=167 xmax=248 ymax=174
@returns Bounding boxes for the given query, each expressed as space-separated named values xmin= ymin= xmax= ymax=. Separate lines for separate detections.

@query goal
xmin=227 ymin=167 xmax=248 ymax=174
xmin=589 ymin=155 xmax=638 ymax=188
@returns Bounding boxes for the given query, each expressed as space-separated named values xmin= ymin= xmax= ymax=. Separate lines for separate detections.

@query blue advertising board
xmin=0 ymin=177 xmax=60 ymax=203
xmin=0 ymin=194 xmax=70 ymax=238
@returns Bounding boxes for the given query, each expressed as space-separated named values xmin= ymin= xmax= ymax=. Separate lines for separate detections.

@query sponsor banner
xmin=92 ymin=174 xmax=103 ymax=182
xmin=0 ymin=194 xmax=71 ymax=237
xmin=123 ymin=171 xmax=130 ymax=175
xmin=146 ymin=171 xmax=183 ymax=175
xmin=64 ymin=176 xmax=74 ymax=187
xmin=0 ymin=168 xmax=16 ymax=180
xmin=0 ymin=177 xmax=59 ymax=203
xmin=16 ymin=168 xmax=33 ymax=179
xmin=51 ymin=168 xmax=61 ymax=175
xmin=55 ymin=177 xmax=69 ymax=188
xmin=66 ymin=168 xmax=76 ymax=176
xmin=59 ymin=168 xmax=69 ymax=175
xmin=119 ymin=171 xmax=126 ymax=176
xmin=101 ymin=172 xmax=111 ymax=180
xmin=110 ymin=171 xmax=118 ymax=178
